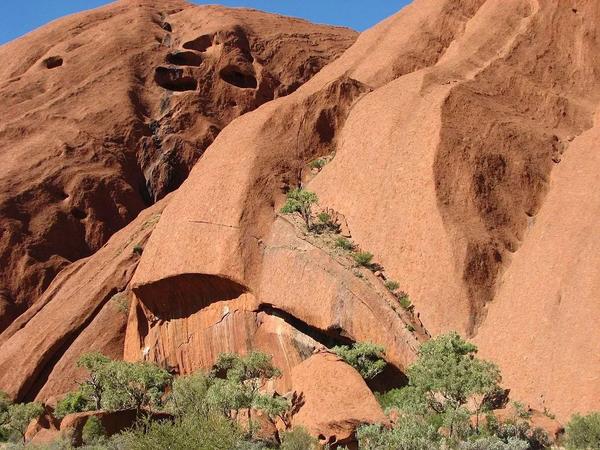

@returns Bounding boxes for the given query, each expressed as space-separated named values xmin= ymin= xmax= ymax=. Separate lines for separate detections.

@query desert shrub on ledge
xmin=280 ymin=188 xmax=318 ymax=230
xmin=332 ymin=342 xmax=387 ymax=381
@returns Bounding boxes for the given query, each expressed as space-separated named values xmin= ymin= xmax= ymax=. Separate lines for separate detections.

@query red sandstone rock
xmin=0 ymin=0 xmax=356 ymax=330
xmin=0 ymin=0 xmax=599 ymax=428
xmin=290 ymin=351 xmax=387 ymax=446
xmin=0 ymin=199 xmax=169 ymax=401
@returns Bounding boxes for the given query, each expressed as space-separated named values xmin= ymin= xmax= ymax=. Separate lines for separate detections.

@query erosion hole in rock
xmin=70 ymin=207 xmax=87 ymax=220
xmin=162 ymin=22 xmax=172 ymax=32
xmin=154 ymin=66 xmax=197 ymax=92
xmin=315 ymin=108 xmax=336 ymax=144
xmin=133 ymin=274 xmax=248 ymax=320
xmin=166 ymin=51 xmax=202 ymax=67
xmin=182 ymin=34 xmax=213 ymax=52
xmin=43 ymin=56 xmax=63 ymax=69
xmin=219 ymin=65 xmax=257 ymax=89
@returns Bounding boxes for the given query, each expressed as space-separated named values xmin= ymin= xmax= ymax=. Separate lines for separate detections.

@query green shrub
xmin=0 ymin=391 xmax=11 ymax=442
xmin=169 ymin=372 xmax=211 ymax=417
xmin=385 ymin=280 xmax=400 ymax=291
xmin=55 ymin=389 xmax=92 ymax=419
xmin=82 ymin=416 xmax=106 ymax=445
xmin=406 ymin=324 xmax=416 ymax=332
xmin=334 ymin=237 xmax=354 ymax=251
xmin=280 ymin=188 xmax=318 ymax=229
xmin=353 ymin=251 xmax=374 ymax=268
xmin=280 ymin=426 xmax=318 ymax=450
xmin=309 ymin=158 xmax=327 ymax=170
xmin=332 ymin=342 xmax=386 ymax=380
xmin=565 ymin=412 xmax=600 ymax=450
xmin=408 ymin=332 xmax=502 ymax=438
xmin=133 ymin=244 xmax=144 ymax=256
xmin=73 ymin=353 xmax=171 ymax=413
xmin=459 ymin=436 xmax=529 ymax=450
xmin=101 ymin=360 xmax=172 ymax=412
xmin=113 ymin=414 xmax=243 ymax=450
xmin=3 ymin=402 xmax=44 ymax=443
xmin=397 ymin=292 xmax=412 ymax=310
xmin=317 ymin=212 xmax=331 ymax=224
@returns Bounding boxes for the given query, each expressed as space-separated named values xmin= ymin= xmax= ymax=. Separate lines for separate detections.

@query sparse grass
xmin=396 ymin=291 xmax=412 ymax=310
xmin=335 ymin=237 xmax=355 ymax=251
xmin=309 ymin=158 xmax=327 ymax=170
xmin=313 ymin=211 xmax=340 ymax=234
xmin=384 ymin=280 xmax=400 ymax=292
xmin=317 ymin=212 xmax=331 ymax=224
xmin=111 ymin=293 xmax=130 ymax=314
xmin=353 ymin=251 xmax=374 ymax=268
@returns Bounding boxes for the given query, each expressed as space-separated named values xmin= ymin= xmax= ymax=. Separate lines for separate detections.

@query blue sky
xmin=0 ymin=1 xmax=412 ymax=45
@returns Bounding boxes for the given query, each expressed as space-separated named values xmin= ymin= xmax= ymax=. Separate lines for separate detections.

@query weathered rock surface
xmin=1 ymin=0 xmax=599 ymax=430
xmin=290 ymin=351 xmax=387 ymax=446
xmin=0 ymin=199 xmax=168 ymax=401
xmin=0 ymin=0 xmax=356 ymax=329
xmin=128 ymin=0 xmax=600 ymax=421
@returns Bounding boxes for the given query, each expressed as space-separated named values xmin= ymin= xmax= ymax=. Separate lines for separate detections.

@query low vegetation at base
xmin=564 ymin=412 xmax=600 ymax=450
xmin=366 ymin=332 xmax=556 ymax=450
xmin=1 ymin=337 xmax=597 ymax=449
xmin=0 ymin=395 xmax=44 ymax=444
xmin=0 ymin=352 xmax=312 ymax=449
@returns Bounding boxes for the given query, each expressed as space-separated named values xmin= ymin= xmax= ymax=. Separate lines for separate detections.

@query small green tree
xmin=4 ymin=402 xmax=44 ymax=443
xmin=77 ymin=352 xmax=112 ymax=410
xmin=208 ymin=352 xmax=285 ymax=431
xmin=407 ymin=332 xmax=501 ymax=438
xmin=397 ymin=292 xmax=413 ymax=310
xmin=565 ymin=412 xmax=600 ymax=450
xmin=252 ymin=393 xmax=291 ymax=431
xmin=102 ymin=360 xmax=172 ymax=413
xmin=332 ymin=342 xmax=387 ymax=380
xmin=280 ymin=188 xmax=318 ymax=229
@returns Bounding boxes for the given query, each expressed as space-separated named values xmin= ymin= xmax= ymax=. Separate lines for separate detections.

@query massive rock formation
xmin=0 ymin=0 xmax=599 ymax=429
xmin=0 ymin=0 xmax=356 ymax=329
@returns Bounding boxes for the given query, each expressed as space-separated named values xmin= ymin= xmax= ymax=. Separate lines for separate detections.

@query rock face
xmin=290 ymin=351 xmax=387 ymax=446
xmin=0 ymin=0 xmax=356 ymax=330
xmin=0 ymin=0 xmax=598 ymax=431
xmin=127 ymin=0 xmax=600 ymax=422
